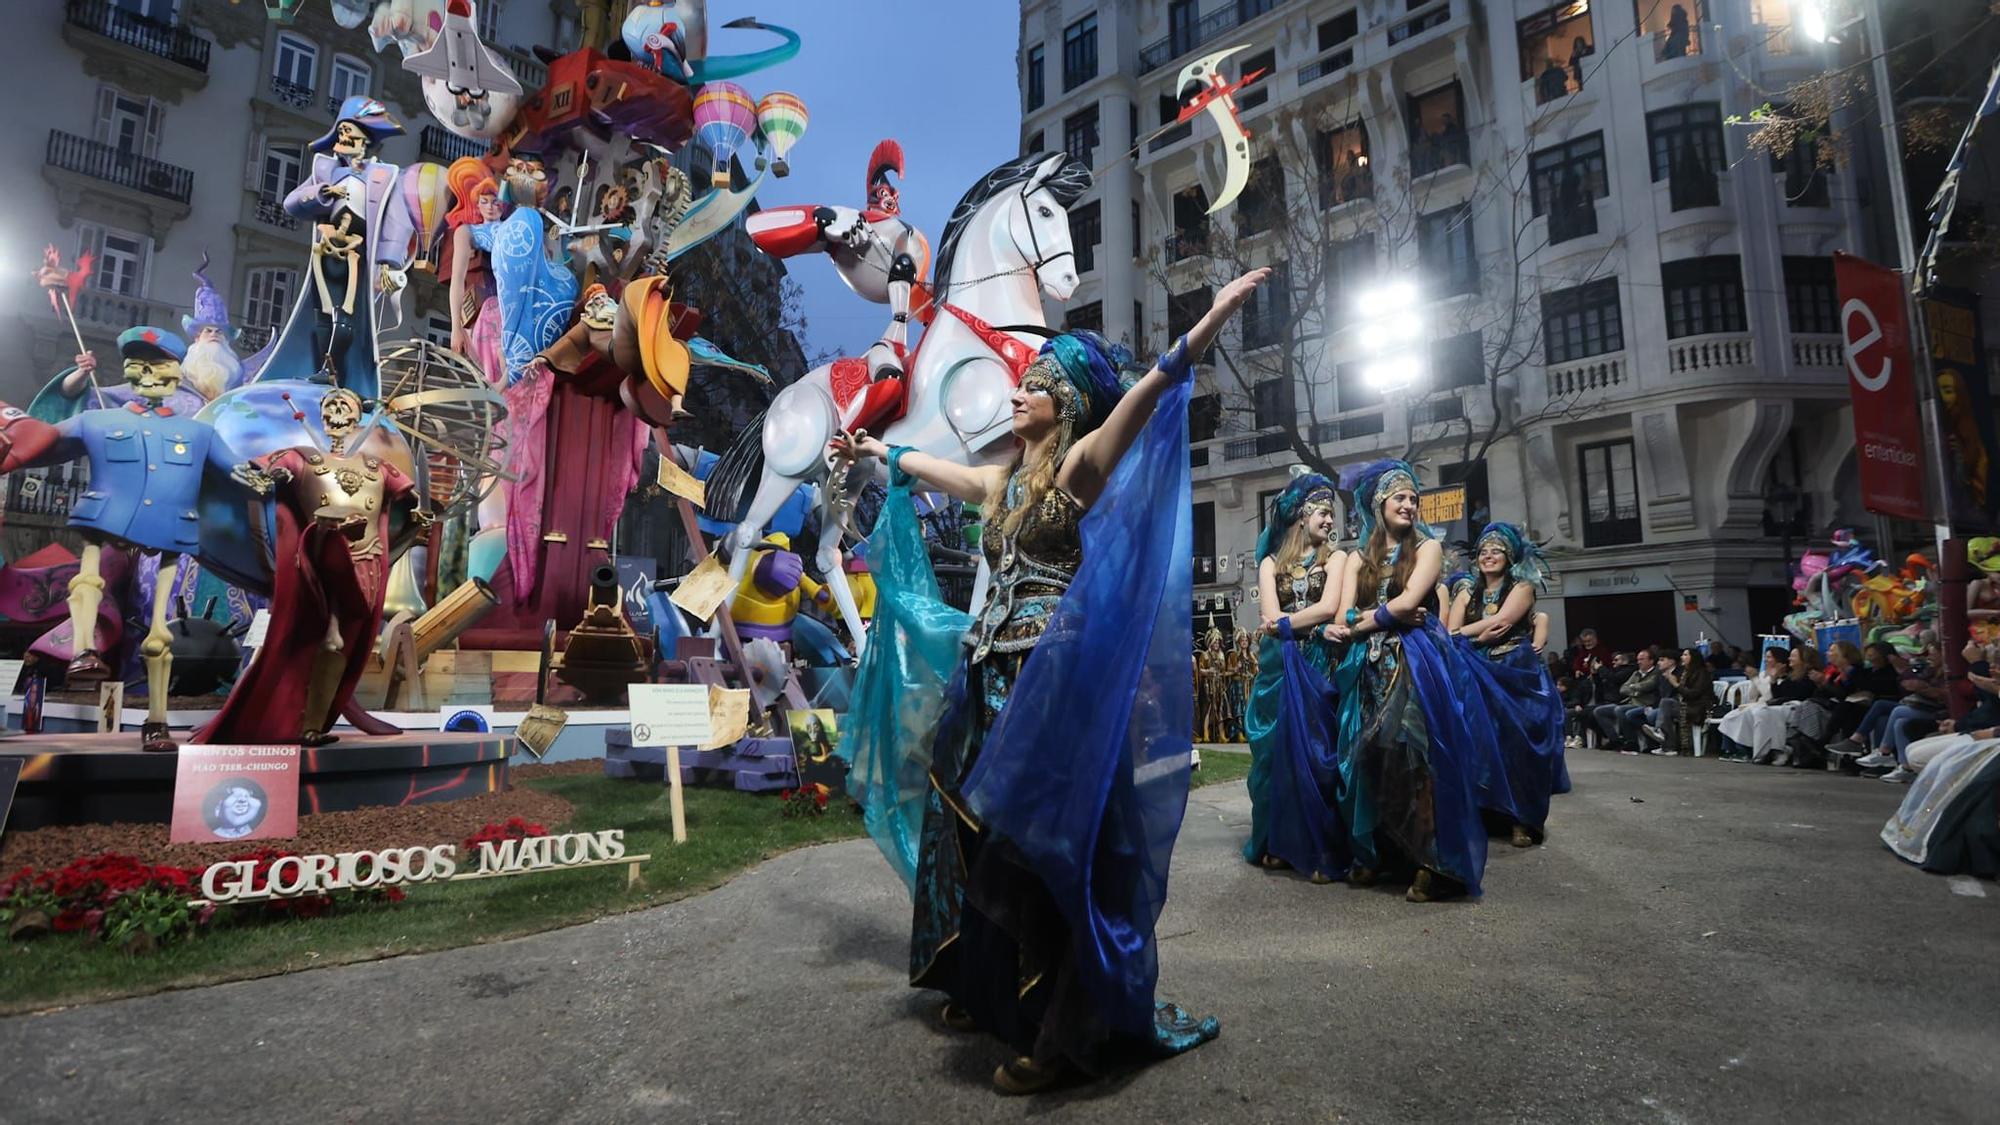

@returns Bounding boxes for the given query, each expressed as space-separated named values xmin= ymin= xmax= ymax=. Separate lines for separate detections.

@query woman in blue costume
xmin=832 ymin=268 xmax=1271 ymax=1094
xmin=1447 ymin=522 xmax=1571 ymax=846
xmin=1242 ymin=472 xmax=1352 ymax=884
xmin=1329 ymin=460 xmax=1494 ymax=902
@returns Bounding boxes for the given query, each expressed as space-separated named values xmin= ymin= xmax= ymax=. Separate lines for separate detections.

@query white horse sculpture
xmin=707 ymin=152 xmax=1093 ymax=647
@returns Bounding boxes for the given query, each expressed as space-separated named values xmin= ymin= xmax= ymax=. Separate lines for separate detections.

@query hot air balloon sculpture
xmin=402 ymin=161 xmax=454 ymax=271
xmin=755 ymin=91 xmax=808 ymax=177
xmin=693 ymin=81 xmax=757 ymax=189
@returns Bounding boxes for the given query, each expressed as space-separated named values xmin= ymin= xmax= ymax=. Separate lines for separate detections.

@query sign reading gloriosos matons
xmin=193 ymin=829 xmax=649 ymax=906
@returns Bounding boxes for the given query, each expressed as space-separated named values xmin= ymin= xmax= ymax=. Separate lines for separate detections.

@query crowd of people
xmin=1556 ymin=628 xmax=2000 ymax=785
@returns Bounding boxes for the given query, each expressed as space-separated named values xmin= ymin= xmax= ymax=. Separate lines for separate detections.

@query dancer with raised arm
xmin=1242 ymin=472 xmax=1351 ymax=884
xmin=832 ymin=269 xmax=1269 ymax=1095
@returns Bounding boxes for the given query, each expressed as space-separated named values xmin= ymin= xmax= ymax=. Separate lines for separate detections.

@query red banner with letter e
xmin=1834 ymin=252 xmax=1928 ymax=521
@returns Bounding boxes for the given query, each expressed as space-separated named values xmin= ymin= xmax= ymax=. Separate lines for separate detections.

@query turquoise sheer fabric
xmin=834 ymin=455 xmax=970 ymax=890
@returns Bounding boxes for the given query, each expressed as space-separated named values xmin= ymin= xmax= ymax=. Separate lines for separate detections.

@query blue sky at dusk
xmin=719 ymin=1 xmax=1025 ymax=361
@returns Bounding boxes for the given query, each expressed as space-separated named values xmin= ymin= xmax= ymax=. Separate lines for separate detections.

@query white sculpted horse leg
xmin=813 ymin=468 xmax=870 ymax=655
xmin=727 ymin=468 xmax=809 ymax=591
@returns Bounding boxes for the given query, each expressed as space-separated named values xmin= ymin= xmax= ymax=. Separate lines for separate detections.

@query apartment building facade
xmin=1019 ymin=0 xmax=1907 ymax=650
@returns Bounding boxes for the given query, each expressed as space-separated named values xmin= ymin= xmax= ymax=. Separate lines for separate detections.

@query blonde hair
xmin=986 ymin=359 xmax=1080 ymax=539
xmin=1272 ymin=514 xmax=1338 ymax=581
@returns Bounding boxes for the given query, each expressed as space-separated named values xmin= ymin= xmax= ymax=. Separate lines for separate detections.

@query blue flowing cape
xmin=835 ymin=457 xmax=971 ymax=889
xmin=959 ymin=379 xmax=1195 ymax=1041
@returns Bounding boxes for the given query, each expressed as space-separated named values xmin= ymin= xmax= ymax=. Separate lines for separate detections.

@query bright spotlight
xmin=1800 ymin=0 xmax=1831 ymax=43
xmin=1363 ymin=355 xmax=1422 ymax=391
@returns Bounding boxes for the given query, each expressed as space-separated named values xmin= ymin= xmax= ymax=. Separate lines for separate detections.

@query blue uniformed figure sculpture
xmin=0 ymin=327 xmax=263 ymax=751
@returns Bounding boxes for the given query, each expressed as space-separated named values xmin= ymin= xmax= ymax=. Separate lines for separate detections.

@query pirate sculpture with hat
xmin=261 ymin=95 xmax=420 ymax=401
xmin=0 ymin=327 xmax=264 ymax=751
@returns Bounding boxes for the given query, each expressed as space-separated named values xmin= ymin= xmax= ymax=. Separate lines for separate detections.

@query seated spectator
xmin=1822 ymin=642 xmax=1905 ymax=759
xmin=1587 ymin=650 xmax=1634 ymax=740
xmin=1596 ymin=647 xmax=1663 ymax=753
xmin=1567 ymin=628 xmax=1607 ymax=701
xmin=1904 ymin=653 xmax=1999 ymax=768
xmin=1755 ymin=645 xmax=1821 ymax=765
xmin=1708 ymin=648 xmax=1744 ymax=683
xmin=1659 ymin=645 xmax=1714 ymax=754
xmin=1717 ymin=647 xmax=1796 ymax=760
xmin=1641 ymin=649 xmax=1684 ymax=755
xmin=1559 ymin=674 xmax=1592 ymax=746
xmin=1870 ymin=650 xmax=1948 ymax=784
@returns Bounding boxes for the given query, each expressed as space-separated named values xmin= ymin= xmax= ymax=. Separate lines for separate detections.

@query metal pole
xmin=1862 ymin=0 xmax=1952 ymax=552
xmin=1862 ymin=0 xmax=1968 ymax=705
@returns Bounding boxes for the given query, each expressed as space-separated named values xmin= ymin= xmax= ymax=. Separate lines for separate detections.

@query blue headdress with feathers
xmin=1036 ymin=330 xmax=1140 ymax=433
xmin=1256 ymin=472 xmax=1338 ymax=560
xmin=1476 ymin=521 xmax=1553 ymax=589
xmin=1339 ymin=458 xmax=1433 ymax=544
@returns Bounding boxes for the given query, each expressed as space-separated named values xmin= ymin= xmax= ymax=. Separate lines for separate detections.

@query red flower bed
xmin=0 ymin=847 xmax=404 ymax=953
xmin=462 ymin=817 xmax=550 ymax=854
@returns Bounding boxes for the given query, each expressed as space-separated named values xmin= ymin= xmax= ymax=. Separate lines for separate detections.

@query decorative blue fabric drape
xmin=1457 ymin=638 xmax=1570 ymax=835
xmin=1261 ymin=621 xmax=1348 ymax=879
xmin=959 ymin=379 xmax=1194 ymax=1041
xmin=1342 ymin=619 xmax=1493 ymax=896
xmin=834 ymin=459 xmax=971 ymax=890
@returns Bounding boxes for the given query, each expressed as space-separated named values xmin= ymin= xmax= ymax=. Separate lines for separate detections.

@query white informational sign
xmin=628 ymin=683 xmax=712 ymax=748
xmin=242 ymin=609 xmax=273 ymax=651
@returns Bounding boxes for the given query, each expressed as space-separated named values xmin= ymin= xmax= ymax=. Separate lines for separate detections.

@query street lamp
xmin=1350 ymin=280 xmax=1425 ymax=394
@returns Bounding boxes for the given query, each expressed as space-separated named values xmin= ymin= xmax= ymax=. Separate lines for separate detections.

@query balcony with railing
xmin=236 ymin=325 xmax=277 ymax=353
xmin=1667 ymin=333 xmax=1753 ymax=375
xmin=1148 ymin=120 xmax=1195 ymax=152
xmin=254 ymin=197 xmax=300 ymax=231
xmin=1220 ymin=429 xmax=1292 ymax=461
xmin=1410 ymin=396 xmax=1464 ymax=426
xmin=1299 ymin=45 xmax=1354 ymax=86
xmin=1389 ymin=2 xmax=1452 ymax=47
xmin=422 ymin=125 xmax=489 ymax=164
xmin=1166 ymin=229 xmax=1210 ymax=263
xmin=44 ymin=288 xmax=182 ymax=344
xmin=44 ymin=130 xmax=193 ymax=206
xmin=1409 ymin=130 xmax=1470 ymax=178
xmin=1545 ymin=351 xmax=1626 ymax=399
xmin=269 ymin=75 xmax=315 ymax=111
xmin=1138 ymin=0 xmax=1286 ymax=75
xmin=1790 ymin=334 xmax=1843 ymax=371
xmin=62 ymin=0 xmax=210 ymax=75
xmin=1309 ymin=413 xmax=1386 ymax=444
xmin=498 ymin=45 xmax=547 ymax=91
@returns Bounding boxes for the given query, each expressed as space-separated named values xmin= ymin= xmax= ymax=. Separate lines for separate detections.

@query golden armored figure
xmin=1196 ymin=627 xmax=1231 ymax=742
xmin=202 ymin=390 xmax=429 ymax=746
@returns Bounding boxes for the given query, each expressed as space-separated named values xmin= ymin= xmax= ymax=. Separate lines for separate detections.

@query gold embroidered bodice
xmin=1279 ymin=554 xmax=1331 ymax=615
xmin=969 ymin=477 xmax=1084 ymax=663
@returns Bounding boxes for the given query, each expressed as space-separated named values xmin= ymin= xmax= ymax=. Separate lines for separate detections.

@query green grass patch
xmin=1 ymin=757 xmax=1251 ymax=1013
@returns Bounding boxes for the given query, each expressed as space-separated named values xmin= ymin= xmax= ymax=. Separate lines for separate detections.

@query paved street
xmin=3 ymin=751 xmax=1995 ymax=1124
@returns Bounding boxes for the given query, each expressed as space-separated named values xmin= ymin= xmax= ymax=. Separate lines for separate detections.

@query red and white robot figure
xmin=747 ymin=141 xmax=930 ymax=434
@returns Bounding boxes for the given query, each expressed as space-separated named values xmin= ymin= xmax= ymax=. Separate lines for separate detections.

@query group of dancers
xmin=1241 ymin=470 xmax=1571 ymax=903
xmin=829 ymin=267 xmax=1569 ymax=1095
